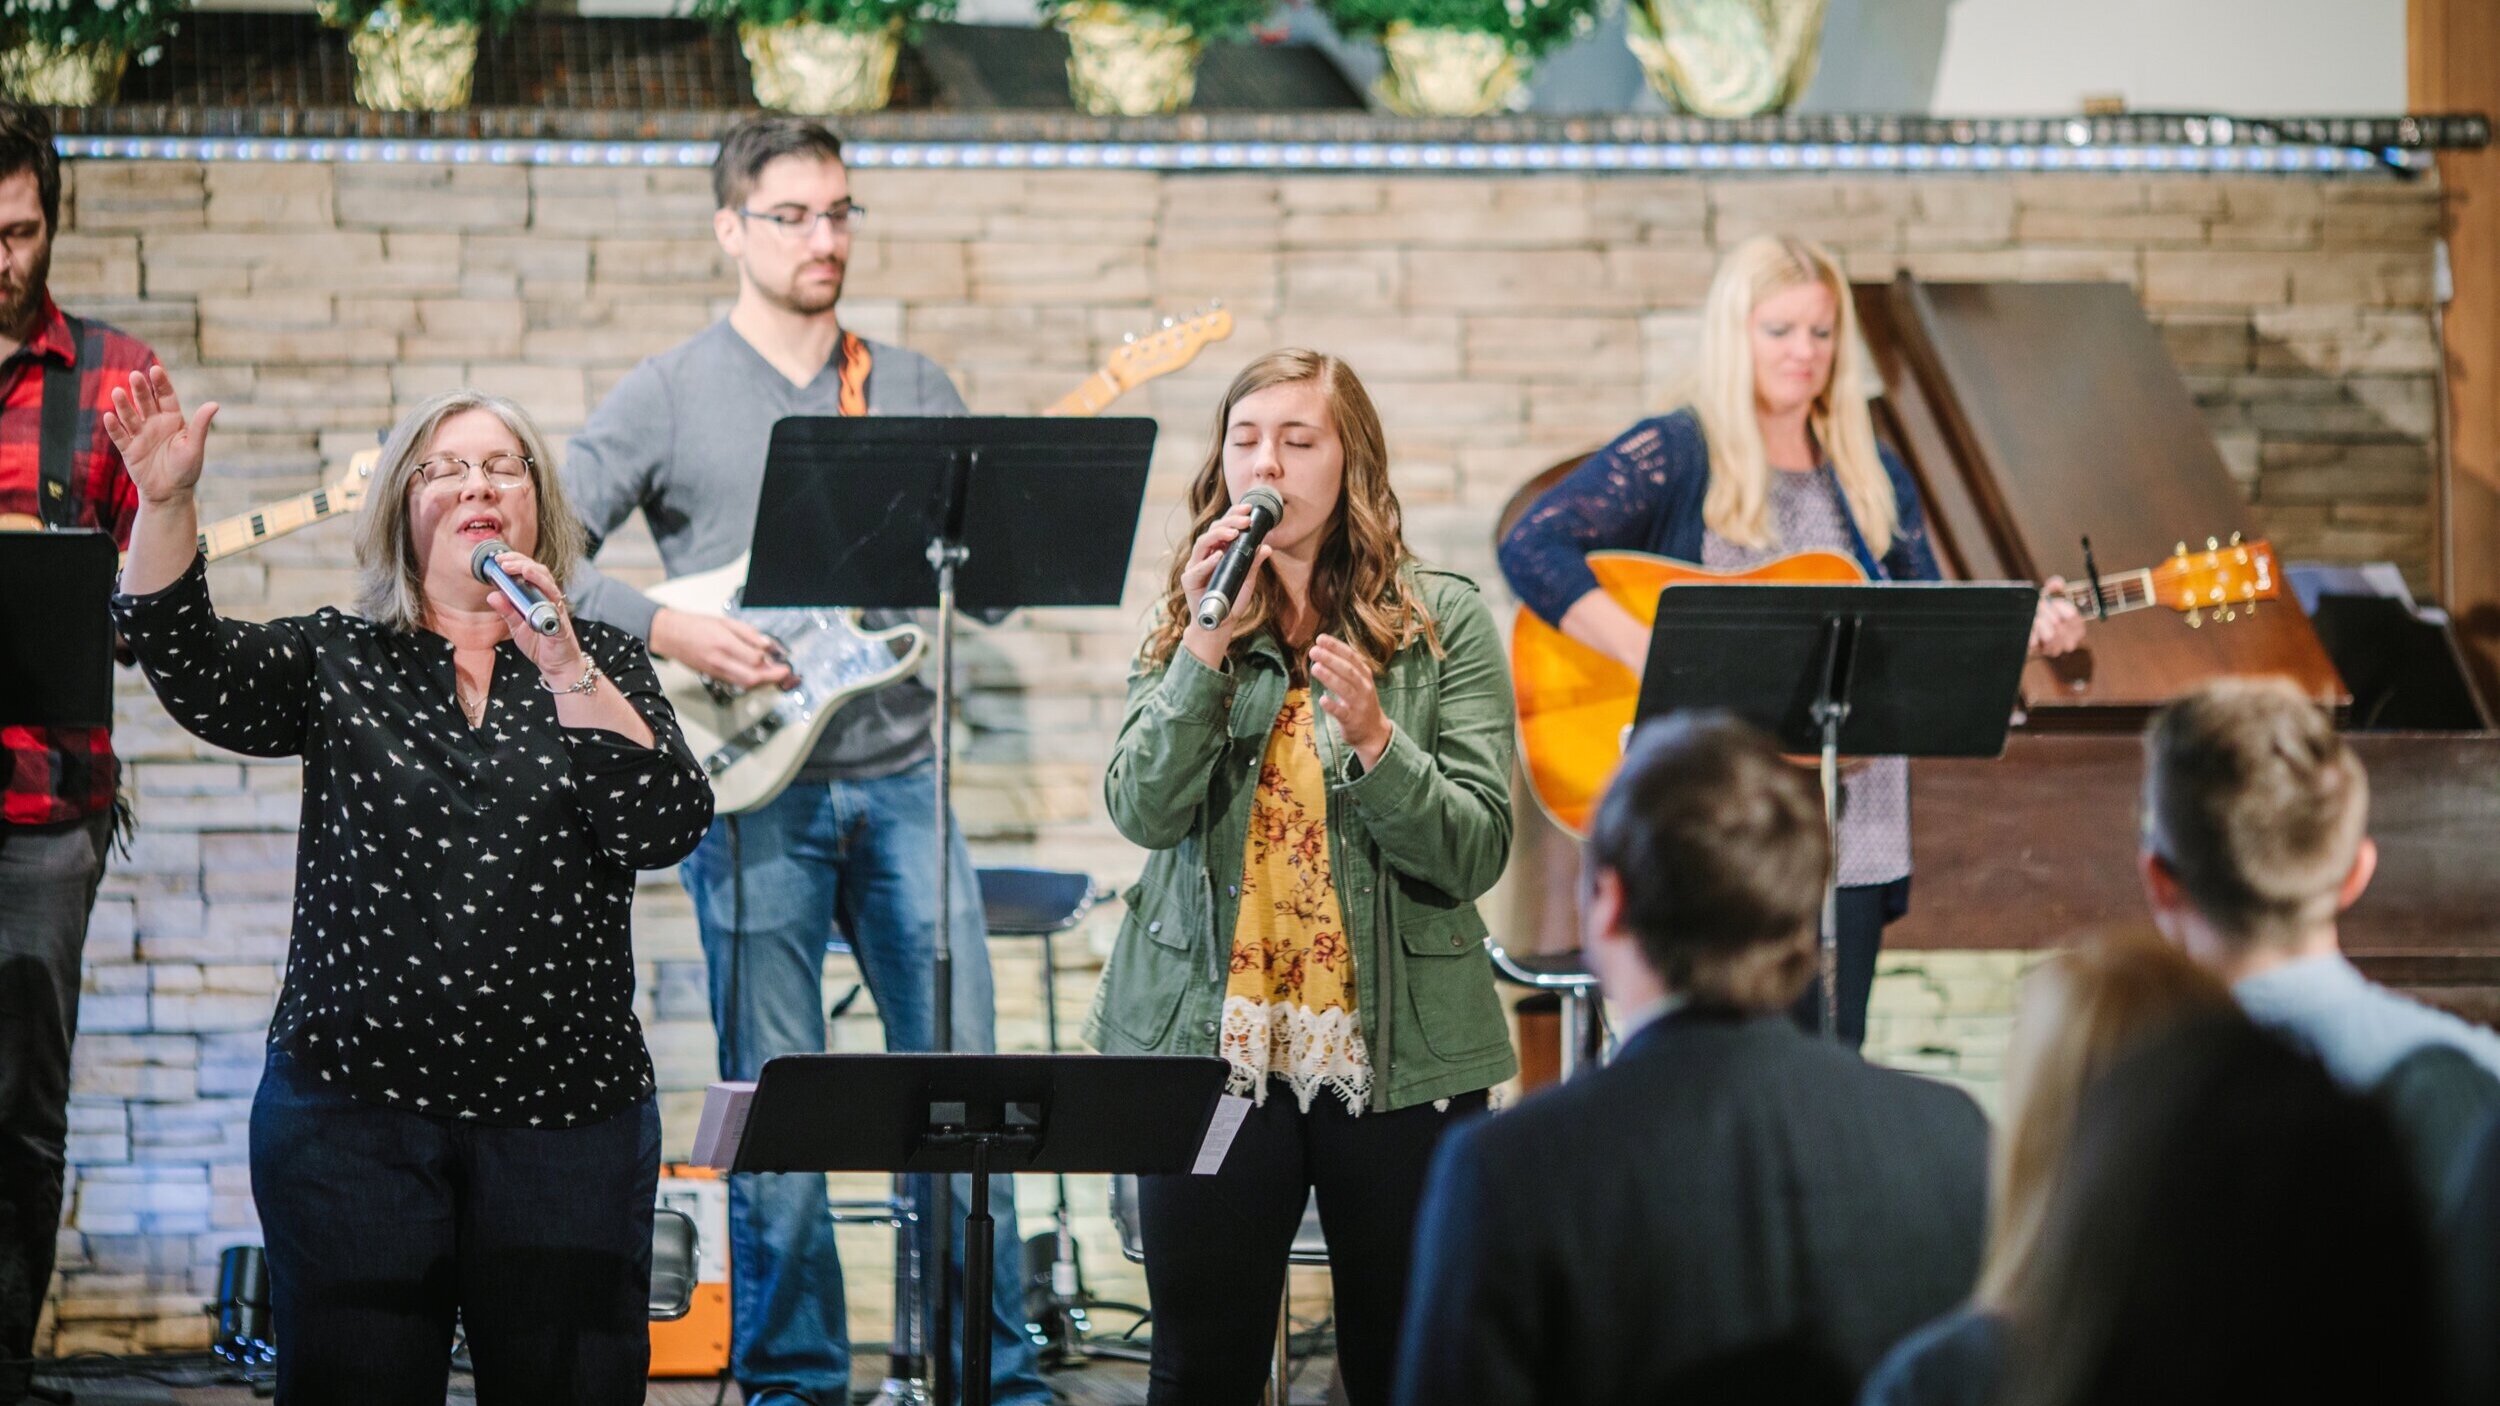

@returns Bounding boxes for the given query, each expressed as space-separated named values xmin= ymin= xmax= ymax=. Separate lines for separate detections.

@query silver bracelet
xmin=538 ymin=655 xmax=602 ymax=697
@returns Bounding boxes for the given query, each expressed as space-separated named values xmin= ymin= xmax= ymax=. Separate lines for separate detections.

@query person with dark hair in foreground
xmin=1393 ymin=713 xmax=1986 ymax=1406
xmin=1998 ymin=1014 xmax=2440 ymax=1406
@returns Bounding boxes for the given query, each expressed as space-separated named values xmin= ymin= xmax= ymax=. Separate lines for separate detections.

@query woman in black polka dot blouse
xmin=108 ymin=366 xmax=714 ymax=1405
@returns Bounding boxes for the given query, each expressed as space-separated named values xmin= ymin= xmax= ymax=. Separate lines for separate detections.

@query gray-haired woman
xmin=107 ymin=366 xmax=713 ymax=1404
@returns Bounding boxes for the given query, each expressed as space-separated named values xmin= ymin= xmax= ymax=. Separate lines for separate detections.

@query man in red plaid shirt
xmin=0 ymin=104 xmax=157 ymax=1406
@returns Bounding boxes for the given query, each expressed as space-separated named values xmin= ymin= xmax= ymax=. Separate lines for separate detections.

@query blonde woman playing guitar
xmin=1498 ymin=234 xmax=2086 ymax=1050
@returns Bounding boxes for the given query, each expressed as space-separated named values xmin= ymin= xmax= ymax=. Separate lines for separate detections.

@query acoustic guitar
xmin=0 ymin=449 xmax=379 ymax=565
xmin=1512 ymin=535 xmax=2283 ymax=835
xmin=652 ymin=304 xmax=1235 ymax=813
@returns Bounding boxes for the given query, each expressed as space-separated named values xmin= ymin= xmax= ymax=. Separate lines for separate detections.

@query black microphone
xmin=470 ymin=539 xmax=562 ymax=636
xmin=1194 ymin=486 xmax=1285 ymax=631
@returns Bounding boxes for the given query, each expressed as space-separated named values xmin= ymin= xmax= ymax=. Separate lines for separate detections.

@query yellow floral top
xmin=1221 ymin=687 xmax=1372 ymax=1112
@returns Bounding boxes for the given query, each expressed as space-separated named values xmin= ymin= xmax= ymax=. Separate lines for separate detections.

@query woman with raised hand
xmin=108 ymin=367 xmax=713 ymax=1405
xmin=1093 ymin=348 xmax=1518 ymax=1406
xmin=1499 ymin=232 xmax=2086 ymax=1047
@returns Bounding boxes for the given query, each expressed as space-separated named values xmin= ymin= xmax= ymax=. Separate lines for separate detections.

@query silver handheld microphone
xmin=469 ymin=539 xmax=562 ymax=636
xmin=1194 ymin=486 xmax=1285 ymax=631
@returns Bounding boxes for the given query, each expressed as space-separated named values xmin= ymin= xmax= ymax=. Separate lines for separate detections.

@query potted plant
xmin=1323 ymin=0 xmax=1598 ymax=116
xmin=1623 ymin=0 xmax=1826 ymax=117
xmin=698 ymin=0 xmax=947 ymax=114
xmin=318 ymin=0 xmax=531 ymax=112
xmin=1047 ymin=0 xmax=1273 ymax=116
xmin=0 ymin=0 xmax=179 ymax=107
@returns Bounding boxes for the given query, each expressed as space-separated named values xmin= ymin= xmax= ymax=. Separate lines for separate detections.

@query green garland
xmin=1046 ymin=0 xmax=1277 ymax=43
xmin=318 ymin=0 xmax=533 ymax=34
xmin=692 ymin=0 xmax=953 ymax=36
xmin=1324 ymin=0 xmax=1596 ymax=54
xmin=1 ymin=0 xmax=180 ymax=62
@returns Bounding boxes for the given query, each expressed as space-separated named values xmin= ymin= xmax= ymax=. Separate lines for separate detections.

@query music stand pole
xmin=924 ymin=451 xmax=971 ymax=1406
xmin=1808 ymin=615 xmax=1854 ymax=1041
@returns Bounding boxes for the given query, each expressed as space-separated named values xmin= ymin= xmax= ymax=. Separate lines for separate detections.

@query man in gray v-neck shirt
xmin=559 ymin=117 xmax=1047 ymax=1406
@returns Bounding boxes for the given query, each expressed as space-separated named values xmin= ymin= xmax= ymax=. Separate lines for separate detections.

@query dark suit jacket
xmin=1393 ymin=1007 xmax=1990 ymax=1406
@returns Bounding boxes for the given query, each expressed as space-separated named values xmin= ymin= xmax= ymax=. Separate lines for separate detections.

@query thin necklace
xmin=456 ymin=678 xmax=488 ymax=726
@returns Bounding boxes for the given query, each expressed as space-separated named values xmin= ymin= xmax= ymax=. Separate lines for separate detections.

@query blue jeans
xmin=250 ymin=1050 xmax=660 ymax=1405
xmin=681 ymin=760 xmax=1046 ymax=1405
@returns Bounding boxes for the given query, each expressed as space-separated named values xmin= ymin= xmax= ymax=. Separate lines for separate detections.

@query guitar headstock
xmin=1102 ymin=304 xmax=1235 ymax=391
xmin=329 ymin=448 xmax=380 ymax=513
xmin=2150 ymin=533 xmax=2279 ymax=627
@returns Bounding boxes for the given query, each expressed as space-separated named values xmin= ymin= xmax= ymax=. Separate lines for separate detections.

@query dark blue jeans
xmin=249 ymin=1050 xmax=660 ymax=1405
xmin=0 ymin=814 xmax=111 ymax=1406
xmin=679 ymin=761 xmax=1046 ymax=1406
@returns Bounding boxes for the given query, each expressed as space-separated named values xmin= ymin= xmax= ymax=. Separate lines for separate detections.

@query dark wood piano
xmin=1859 ymin=274 xmax=2500 ymax=1023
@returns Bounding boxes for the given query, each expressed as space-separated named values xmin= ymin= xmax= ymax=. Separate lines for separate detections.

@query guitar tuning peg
xmin=2228 ymin=530 xmax=2243 ymax=546
xmin=1161 ymin=317 xmax=1176 ymax=328
xmin=2186 ymin=607 xmax=2203 ymax=629
xmin=2175 ymin=541 xmax=2189 ymax=558
xmin=2206 ymin=536 xmax=2220 ymax=551
xmin=2220 ymin=606 xmax=2236 ymax=623
xmin=1208 ymin=297 xmax=1225 ymax=308
xmin=1123 ymin=332 xmax=1137 ymax=344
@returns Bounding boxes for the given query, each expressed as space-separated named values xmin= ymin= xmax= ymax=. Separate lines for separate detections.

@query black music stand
xmin=1635 ymin=582 xmax=2037 ymax=1037
xmin=0 ymin=530 xmax=116 ymax=727
xmin=743 ymin=416 xmax=1157 ymax=1405
xmin=734 ymin=1054 xmax=1232 ymax=1406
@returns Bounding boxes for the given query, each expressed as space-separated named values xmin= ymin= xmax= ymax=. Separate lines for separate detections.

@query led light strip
xmin=54 ymin=134 xmax=2419 ymax=174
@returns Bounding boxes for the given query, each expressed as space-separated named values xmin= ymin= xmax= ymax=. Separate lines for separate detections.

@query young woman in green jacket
xmin=1090 ymin=349 xmax=1519 ymax=1406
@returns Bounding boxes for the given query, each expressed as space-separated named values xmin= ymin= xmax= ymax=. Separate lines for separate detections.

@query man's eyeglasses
xmin=415 ymin=453 xmax=534 ymax=489
xmin=737 ymin=204 xmax=868 ymax=238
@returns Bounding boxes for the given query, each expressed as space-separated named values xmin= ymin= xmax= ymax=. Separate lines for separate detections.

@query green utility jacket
xmin=1087 ymin=567 xmax=1519 ymax=1112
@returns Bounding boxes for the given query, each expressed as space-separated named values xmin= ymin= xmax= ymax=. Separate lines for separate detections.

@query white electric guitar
xmin=653 ymin=306 xmax=1236 ymax=813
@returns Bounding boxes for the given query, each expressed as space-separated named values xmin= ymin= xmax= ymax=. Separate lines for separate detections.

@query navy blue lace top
xmin=1496 ymin=409 xmax=1941 ymax=628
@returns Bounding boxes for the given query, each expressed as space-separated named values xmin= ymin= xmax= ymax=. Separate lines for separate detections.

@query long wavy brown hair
xmin=1138 ymin=349 xmax=1441 ymax=673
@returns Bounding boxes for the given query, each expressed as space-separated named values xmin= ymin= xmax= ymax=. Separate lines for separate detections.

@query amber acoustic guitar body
xmin=1512 ymin=549 xmax=1866 ymax=835
xmin=1511 ymin=535 xmax=2283 ymax=836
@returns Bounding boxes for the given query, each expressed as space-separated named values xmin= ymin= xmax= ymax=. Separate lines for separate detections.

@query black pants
xmin=249 ymin=1051 xmax=660 ymax=1406
xmin=0 ymin=814 xmax=111 ymax=1406
xmin=1138 ymin=1082 xmax=1488 ymax=1406
xmin=1788 ymin=880 xmax=1906 ymax=1050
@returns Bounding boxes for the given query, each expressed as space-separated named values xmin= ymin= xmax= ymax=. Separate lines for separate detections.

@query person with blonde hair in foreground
xmin=1860 ymin=933 xmax=2237 ymax=1406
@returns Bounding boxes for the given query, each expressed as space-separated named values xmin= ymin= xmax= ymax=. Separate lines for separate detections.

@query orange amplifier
xmin=651 ymin=1164 xmax=732 ymax=1377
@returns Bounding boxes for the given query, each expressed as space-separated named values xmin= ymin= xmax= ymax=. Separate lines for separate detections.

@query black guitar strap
xmin=37 ymin=313 xmax=86 ymax=530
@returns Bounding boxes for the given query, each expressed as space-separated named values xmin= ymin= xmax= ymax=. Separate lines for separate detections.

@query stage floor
xmin=32 ymin=1361 xmax=1340 ymax=1405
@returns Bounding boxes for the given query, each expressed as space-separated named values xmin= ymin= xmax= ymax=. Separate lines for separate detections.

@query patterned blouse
xmin=1221 ymin=687 xmax=1371 ymax=1112
xmin=113 ymin=554 xmax=714 ymax=1127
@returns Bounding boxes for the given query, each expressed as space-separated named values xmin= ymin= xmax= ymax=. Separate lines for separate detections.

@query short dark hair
xmin=711 ymin=116 xmax=844 ymax=212
xmin=0 ymin=103 xmax=62 ymax=232
xmin=1586 ymin=713 xmax=1831 ymax=1006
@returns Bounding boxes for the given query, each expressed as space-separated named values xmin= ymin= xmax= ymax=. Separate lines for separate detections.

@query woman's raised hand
xmin=103 ymin=366 xmax=220 ymax=506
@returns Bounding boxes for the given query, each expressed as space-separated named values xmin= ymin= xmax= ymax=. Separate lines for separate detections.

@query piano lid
xmin=1857 ymin=273 xmax=2348 ymax=724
